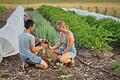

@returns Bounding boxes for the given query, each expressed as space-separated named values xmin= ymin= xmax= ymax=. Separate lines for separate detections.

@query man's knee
xmin=42 ymin=60 xmax=48 ymax=69
xmin=35 ymin=60 xmax=48 ymax=69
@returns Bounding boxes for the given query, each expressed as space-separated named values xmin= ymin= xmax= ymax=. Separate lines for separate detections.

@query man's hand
xmin=35 ymin=36 xmax=40 ymax=42
xmin=41 ymin=44 xmax=47 ymax=49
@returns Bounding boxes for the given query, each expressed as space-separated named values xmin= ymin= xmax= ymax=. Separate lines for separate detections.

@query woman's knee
xmin=59 ymin=56 xmax=72 ymax=64
xmin=59 ymin=56 xmax=66 ymax=63
xmin=59 ymin=53 xmax=72 ymax=63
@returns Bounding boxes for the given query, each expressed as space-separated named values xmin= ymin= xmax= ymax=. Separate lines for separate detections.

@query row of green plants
xmin=37 ymin=5 xmax=113 ymax=51
xmin=71 ymin=8 xmax=120 ymax=45
xmin=90 ymin=18 xmax=120 ymax=45
xmin=71 ymin=7 xmax=120 ymax=45
xmin=30 ymin=11 xmax=59 ymax=46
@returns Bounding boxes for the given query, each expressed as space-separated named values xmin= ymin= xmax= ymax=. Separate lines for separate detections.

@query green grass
xmin=0 ymin=6 xmax=6 ymax=14
xmin=0 ymin=0 xmax=120 ymax=4
xmin=111 ymin=60 xmax=120 ymax=75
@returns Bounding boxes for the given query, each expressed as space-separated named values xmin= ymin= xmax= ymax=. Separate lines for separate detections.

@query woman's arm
xmin=51 ymin=33 xmax=62 ymax=50
xmin=51 ymin=42 xmax=61 ymax=50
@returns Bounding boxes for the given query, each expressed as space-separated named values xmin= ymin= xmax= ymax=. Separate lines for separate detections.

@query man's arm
xmin=30 ymin=36 xmax=46 ymax=53
xmin=31 ymin=46 xmax=43 ymax=53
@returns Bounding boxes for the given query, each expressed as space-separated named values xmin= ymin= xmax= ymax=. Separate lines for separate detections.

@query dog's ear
xmin=41 ymin=39 xmax=49 ymax=44
xmin=44 ymin=39 xmax=49 ymax=44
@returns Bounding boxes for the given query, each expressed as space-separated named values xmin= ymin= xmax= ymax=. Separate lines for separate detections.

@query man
xmin=19 ymin=19 xmax=48 ymax=70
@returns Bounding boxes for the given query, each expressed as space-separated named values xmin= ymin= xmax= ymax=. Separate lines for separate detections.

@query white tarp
xmin=0 ymin=5 xmax=24 ymax=62
xmin=63 ymin=8 xmax=120 ymax=21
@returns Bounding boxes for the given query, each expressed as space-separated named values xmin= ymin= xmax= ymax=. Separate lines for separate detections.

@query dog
xmin=39 ymin=39 xmax=58 ymax=68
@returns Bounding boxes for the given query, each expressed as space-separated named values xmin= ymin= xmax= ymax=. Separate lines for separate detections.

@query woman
xmin=52 ymin=20 xmax=77 ymax=65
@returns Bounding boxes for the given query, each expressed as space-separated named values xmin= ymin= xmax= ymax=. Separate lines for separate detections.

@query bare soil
xmin=0 ymin=47 xmax=120 ymax=80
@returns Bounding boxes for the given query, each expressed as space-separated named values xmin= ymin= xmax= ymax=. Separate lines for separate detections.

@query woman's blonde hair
xmin=56 ymin=20 xmax=69 ymax=29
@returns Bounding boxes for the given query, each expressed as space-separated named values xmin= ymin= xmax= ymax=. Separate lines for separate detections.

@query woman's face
xmin=57 ymin=24 xmax=66 ymax=32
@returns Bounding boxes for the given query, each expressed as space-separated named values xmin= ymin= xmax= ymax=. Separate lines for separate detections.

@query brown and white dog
xmin=39 ymin=39 xmax=58 ymax=68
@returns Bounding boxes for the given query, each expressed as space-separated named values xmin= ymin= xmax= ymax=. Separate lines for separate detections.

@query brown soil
xmin=0 ymin=48 xmax=120 ymax=80
xmin=0 ymin=10 xmax=13 ymax=28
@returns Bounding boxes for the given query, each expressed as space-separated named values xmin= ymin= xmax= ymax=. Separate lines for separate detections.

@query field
xmin=0 ymin=2 xmax=120 ymax=18
xmin=1 ymin=0 xmax=120 ymax=18
xmin=0 ymin=1 xmax=120 ymax=80
xmin=0 ymin=0 xmax=120 ymax=4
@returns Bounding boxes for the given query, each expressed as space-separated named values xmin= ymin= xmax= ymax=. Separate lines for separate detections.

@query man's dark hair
xmin=24 ymin=19 xmax=34 ymax=29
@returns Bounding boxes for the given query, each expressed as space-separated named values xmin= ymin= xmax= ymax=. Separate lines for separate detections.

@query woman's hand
xmin=50 ymin=46 xmax=54 ymax=49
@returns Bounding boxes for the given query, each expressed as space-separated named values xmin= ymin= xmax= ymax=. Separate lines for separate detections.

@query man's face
xmin=30 ymin=24 xmax=35 ymax=32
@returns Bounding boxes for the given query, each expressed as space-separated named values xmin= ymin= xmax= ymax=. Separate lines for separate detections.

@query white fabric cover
xmin=0 ymin=5 xmax=24 ymax=62
xmin=63 ymin=8 xmax=120 ymax=21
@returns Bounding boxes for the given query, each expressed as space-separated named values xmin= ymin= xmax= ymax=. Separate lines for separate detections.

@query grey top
xmin=19 ymin=31 xmax=35 ymax=59
xmin=60 ymin=31 xmax=77 ymax=54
